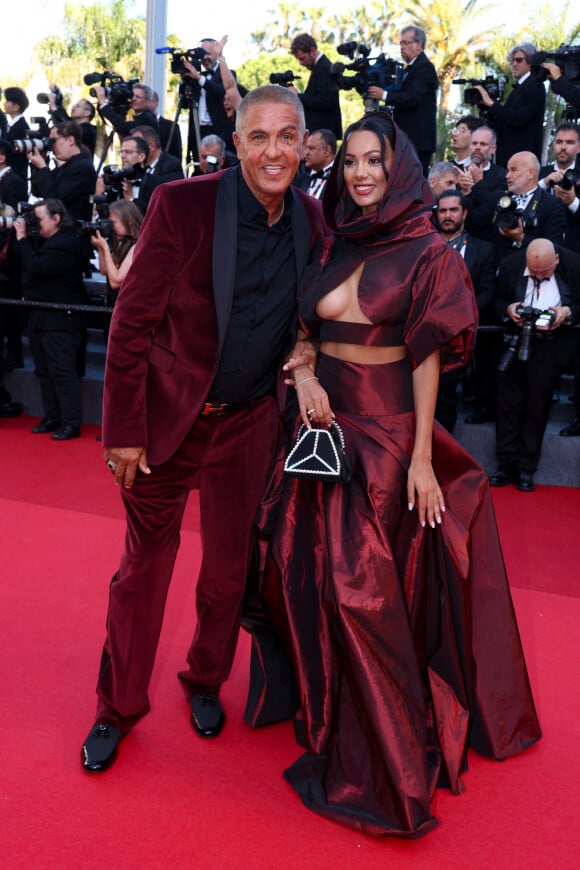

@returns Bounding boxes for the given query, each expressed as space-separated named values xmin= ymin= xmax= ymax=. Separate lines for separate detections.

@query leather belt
xmin=201 ymin=400 xmax=252 ymax=416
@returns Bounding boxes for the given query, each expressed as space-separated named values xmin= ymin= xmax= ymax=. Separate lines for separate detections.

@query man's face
xmin=131 ymin=88 xmax=150 ymax=113
xmin=35 ymin=205 xmax=60 ymax=239
xmin=553 ymin=130 xmax=580 ymax=168
xmin=120 ymin=140 xmax=145 ymax=169
xmin=201 ymin=40 xmax=218 ymax=70
xmin=233 ymin=101 xmax=307 ymax=207
xmin=469 ymin=129 xmax=496 ymax=166
xmin=49 ymin=130 xmax=78 ymax=162
xmin=70 ymin=100 xmax=90 ymax=122
xmin=429 ymin=171 xmax=458 ymax=198
xmin=200 ymin=143 xmax=224 ymax=174
xmin=4 ymin=98 xmax=19 ymax=118
xmin=506 ymin=154 xmax=536 ymax=194
xmin=293 ymin=47 xmax=317 ymax=70
xmin=437 ymin=196 xmax=466 ymax=236
xmin=304 ymin=132 xmax=330 ymax=171
xmin=399 ymin=30 xmax=423 ymax=63
xmin=510 ymin=50 xmax=531 ymax=81
xmin=452 ymin=123 xmax=471 ymax=155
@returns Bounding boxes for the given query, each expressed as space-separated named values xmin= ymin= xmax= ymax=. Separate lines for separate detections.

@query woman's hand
xmin=90 ymin=229 xmax=107 ymax=250
xmin=293 ymin=365 xmax=333 ymax=429
xmin=407 ymin=455 xmax=445 ymax=529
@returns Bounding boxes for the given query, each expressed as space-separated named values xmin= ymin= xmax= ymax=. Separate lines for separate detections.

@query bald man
xmin=490 ymin=238 xmax=580 ymax=490
xmin=493 ymin=151 xmax=566 ymax=259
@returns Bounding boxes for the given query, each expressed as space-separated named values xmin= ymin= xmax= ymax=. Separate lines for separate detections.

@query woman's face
xmin=110 ymin=213 xmax=126 ymax=238
xmin=343 ymin=130 xmax=393 ymax=215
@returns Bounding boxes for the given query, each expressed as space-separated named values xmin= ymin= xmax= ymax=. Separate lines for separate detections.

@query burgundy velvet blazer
xmin=102 ymin=168 xmax=327 ymax=465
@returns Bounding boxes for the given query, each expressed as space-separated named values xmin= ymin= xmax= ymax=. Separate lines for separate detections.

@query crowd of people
xmin=1 ymin=23 xmax=579 ymax=839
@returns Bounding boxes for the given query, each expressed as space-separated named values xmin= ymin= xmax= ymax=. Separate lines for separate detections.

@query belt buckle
xmin=202 ymin=401 xmax=228 ymax=415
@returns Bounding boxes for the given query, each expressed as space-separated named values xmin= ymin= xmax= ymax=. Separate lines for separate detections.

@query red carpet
xmin=1 ymin=416 xmax=579 ymax=869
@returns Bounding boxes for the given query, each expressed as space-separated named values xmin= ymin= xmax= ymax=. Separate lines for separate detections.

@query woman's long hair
xmin=109 ymin=199 xmax=143 ymax=266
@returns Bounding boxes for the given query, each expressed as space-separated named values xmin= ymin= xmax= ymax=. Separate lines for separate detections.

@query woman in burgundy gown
xmin=257 ymin=113 xmax=541 ymax=838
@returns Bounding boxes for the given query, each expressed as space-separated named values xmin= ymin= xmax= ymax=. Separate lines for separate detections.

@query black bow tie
xmin=310 ymin=169 xmax=328 ymax=180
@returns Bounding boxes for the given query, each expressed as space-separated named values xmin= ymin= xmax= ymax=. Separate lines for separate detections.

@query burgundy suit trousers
xmin=95 ymin=396 xmax=280 ymax=730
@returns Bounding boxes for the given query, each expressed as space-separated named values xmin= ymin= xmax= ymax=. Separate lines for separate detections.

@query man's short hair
xmin=236 ymin=85 xmax=305 ymax=137
xmin=471 ymin=125 xmax=497 ymax=146
xmin=437 ymin=188 xmax=469 ymax=210
xmin=53 ymin=121 xmax=83 ymax=148
xmin=401 ymin=25 xmax=427 ymax=49
xmin=200 ymin=134 xmax=226 ymax=156
xmin=310 ymin=128 xmax=337 ymax=155
xmin=554 ymin=122 xmax=580 ymax=139
xmin=508 ymin=43 xmax=536 ymax=63
xmin=133 ymin=84 xmax=155 ymax=103
xmin=290 ymin=33 xmax=317 ymax=55
xmin=4 ymin=87 xmax=29 ymax=112
xmin=132 ymin=125 xmax=161 ymax=149
xmin=456 ymin=114 xmax=483 ymax=132
xmin=80 ymin=99 xmax=96 ymax=122
xmin=122 ymin=135 xmax=150 ymax=160
xmin=428 ymin=161 xmax=459 ymax=181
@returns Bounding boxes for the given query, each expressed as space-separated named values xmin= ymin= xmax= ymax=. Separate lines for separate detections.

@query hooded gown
xmin=250 ymin=119 xmax=541 ymax=838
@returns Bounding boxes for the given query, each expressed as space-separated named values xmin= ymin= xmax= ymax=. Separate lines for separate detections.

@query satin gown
xmin=258 ymin=344 xmax=541 ymax=838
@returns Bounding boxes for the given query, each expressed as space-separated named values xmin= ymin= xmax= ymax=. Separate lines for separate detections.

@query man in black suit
xmin=47 ymin=87 xmax=97 ymax=158
xmin=493 ymin=151 xmax=566 ymax=260
xmin=490 ymin=239 xmax=580 ymax=490
xmin=475 ymin=43 xmax=545 ymax=168
xmin=130 ymin=126 xmax=184 ymax=214
xmin=459 ymin=125 xmax=507 ymax=242
xmin=180 ymin=38 xmax=231 ymax=146
xmin=151 ymin=91 xmax=183 ymax=164
xmin=538 ymin=122 xmax=580 ymax=254
xmin=3 ymin=87 xmax=30 ymax=183
xmin=295 ymin=129 xmax=337 ymax=199
xmin=95 ymin=82 xmax=159 ymax=139
xmin=434 ymin=189 xmax=498 ymax=430
xmin=290 ymin=33 xmax=342 ymax=139
xmin=544 ymin=63 xmax=580 ymax=110
xmin=368 ymin=25 xmax=438 ymax=175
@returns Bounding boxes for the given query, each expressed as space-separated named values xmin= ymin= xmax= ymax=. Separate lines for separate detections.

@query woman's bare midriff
xmin=316 ymin=263 xmax=407 ymax=365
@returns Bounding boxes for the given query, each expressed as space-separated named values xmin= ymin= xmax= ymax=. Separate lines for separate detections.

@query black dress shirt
xmin=209 ymin=173 xmax=297 ymax=402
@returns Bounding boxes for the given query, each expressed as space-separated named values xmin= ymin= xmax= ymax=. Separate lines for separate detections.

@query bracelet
xmin=294 ymin=376 xmax=319 ymax=389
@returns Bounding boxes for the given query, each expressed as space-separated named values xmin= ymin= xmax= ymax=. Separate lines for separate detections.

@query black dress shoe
xmin=32 ymin=417 xmax=61 ymax=434
xmin=81 ymin=723 xmax=122 ymax=772
xmin=560 ymin=418 xmax=580 ymax=437
xmin=0 ymin=400 xmax=23 ymax=418
xmin=51 ymin=424 xmax=81 ymax=441
xmin=190 ymin=693 xmax=225 ymax=738
xmin=489 ymin=467 xmax=517 ymax=487
xmin=517 ymin=471 xmax=535 ymax=492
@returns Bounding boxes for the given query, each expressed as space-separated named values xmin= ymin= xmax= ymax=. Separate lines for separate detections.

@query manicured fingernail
xmin=436 ymin=515 xmax=442 ymax=524
xmin=441 ymin=505 xmax=446 ymax=512
xmin=430 ymin=521 xmax=436 ymax=529
xmin=421 ymin=520 xmax=426 ymax=527
xmin=408 ymin=502 xmax=414 ymax=511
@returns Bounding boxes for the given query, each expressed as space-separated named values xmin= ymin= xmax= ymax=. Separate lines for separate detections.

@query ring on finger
xmin=107 ymin=459 xmax=118 ymax=471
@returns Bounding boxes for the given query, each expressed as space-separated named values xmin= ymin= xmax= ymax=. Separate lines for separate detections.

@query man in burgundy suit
xmin=81 ymin=85 xmax=328 ymax=771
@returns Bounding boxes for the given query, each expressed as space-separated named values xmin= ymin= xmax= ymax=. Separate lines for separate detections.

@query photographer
xmin=543 ymin=62 xmax=580 ymax=110
xmin=459 ymin=125 xmax=507 ymax=241
xmin=493 ymin=151 xmax=566 ymax=259
xmin=490 ymin=238 xmax=580 ymax=491
xmin=289 ymin=33 xmax=342 ymax=139
xmin=367 ymin=25 xmax=438 ymax=175
xmin=14 ymin=198 xmax=88 ymax=440
xmin=95 ymin=82 xmax=159 ymax=138
xmin=129 ymin=126 xmax=183 ymax=213
xmin=0 ymin=138 xmax=27 ymax=210
xmin=539 ymin=123 xmax=580 ymax=253
xmin=96 ymin=135 xmax=148 ymax=202
xmin=180 ymin=37 xmax=230 ymax=143
xmin=46 ymin=85 xmax=97 ymax=157
xmin=475 ymin=44 xmax=545 ymax=168
xmin=3 ymin=86 xmax=31 ymax=182
xmin=90 ymin=199 xmax=142 ymax=317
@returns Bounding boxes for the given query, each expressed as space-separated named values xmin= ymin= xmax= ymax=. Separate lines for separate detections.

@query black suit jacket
xmin=550 ymin=75 xmax=580 ymax=110
xmin=463 ymin=235 xmax=498 ymax=318
xmin=157 ymin=115 xmax=183 ymax=163
xmin=0 ymin=168 xmax=27 ymax=211
xmin=133 ymin=152 xmax=184 ymax=215
xmin=31 ymin=152 xmax=96 ymax=223
xmin=299 ymin=55 xmax=342 ymax=139
xmin=486 ymin=76 xmax=546 ymax=167
xmin=539 ymin=159 xmax=580 ymax=253
xmin=6 ymin=116 xmax=30 ymax=182
xmin=99 ymin=105 xmax=159 ymax=139
xmin=465 ymin=163 xmax=508 ymax=241
xmin=386 ymin=52 xmax=439 ymax=154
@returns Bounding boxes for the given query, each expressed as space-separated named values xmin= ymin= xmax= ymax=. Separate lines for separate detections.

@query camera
xmin=16 ymin=202 xmax=41 ymax=236
xmin=78 ymin=218 xmax=113 ymax=238
xmin=10 ymin=136 xmax=52 ymax=155
xmin=269 ymin=70 xmax=301 ymax=87
xmin=554 ymin=168 xmax=579 ymax=191
xmin=99 ymin=163 xmax=145 ymax=201
xmin=498 ymin=305 xmax=555 ymax=371
xmin=453 ymin=75 xmax=506 ymax=106
xmin=155 ymin=46 xmax=209 ymax=75
xmin=331 ymin=43 xmax=404 ymax=110
xmin=531 ymin=44 xmax=580 ymax=83
xmin=494 ymin=193 xmax=524 ymax=231
xmin=37 ymin=87 xmax=63 ymax=108
xmin=83 ymin=71 xmax=138 ymax=114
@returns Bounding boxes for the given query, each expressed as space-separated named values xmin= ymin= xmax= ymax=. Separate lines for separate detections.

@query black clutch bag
xmin=284 ymin=421 xmax=351 ymax=483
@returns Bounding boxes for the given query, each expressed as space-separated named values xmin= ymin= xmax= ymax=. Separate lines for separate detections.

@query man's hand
xmin=456 ymin=167 xmax=474 ymax=194
xmin=103 ymin=447 xmax=150 ymax=488
xmin=474 ymin=85 xmax=493 ymax=108
xmin=27 ymin=146 xmax=47 ymax=170
xmin=499 ymin=219 xmax=525 ymax=245
xmin=13 ymin=217 xmax=27 ymax=241
xmin=367 ymin=85 xmax=384 ymax=101
xmin=543 ymin=62 xmax=561 ymax=81
xmin=507 ymin=302 xmax=523 ymax=324
xmin=549 ymin=305 xmax=571 ymax=329
xmin=554 ymin=184 xmax=577 ymax=207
